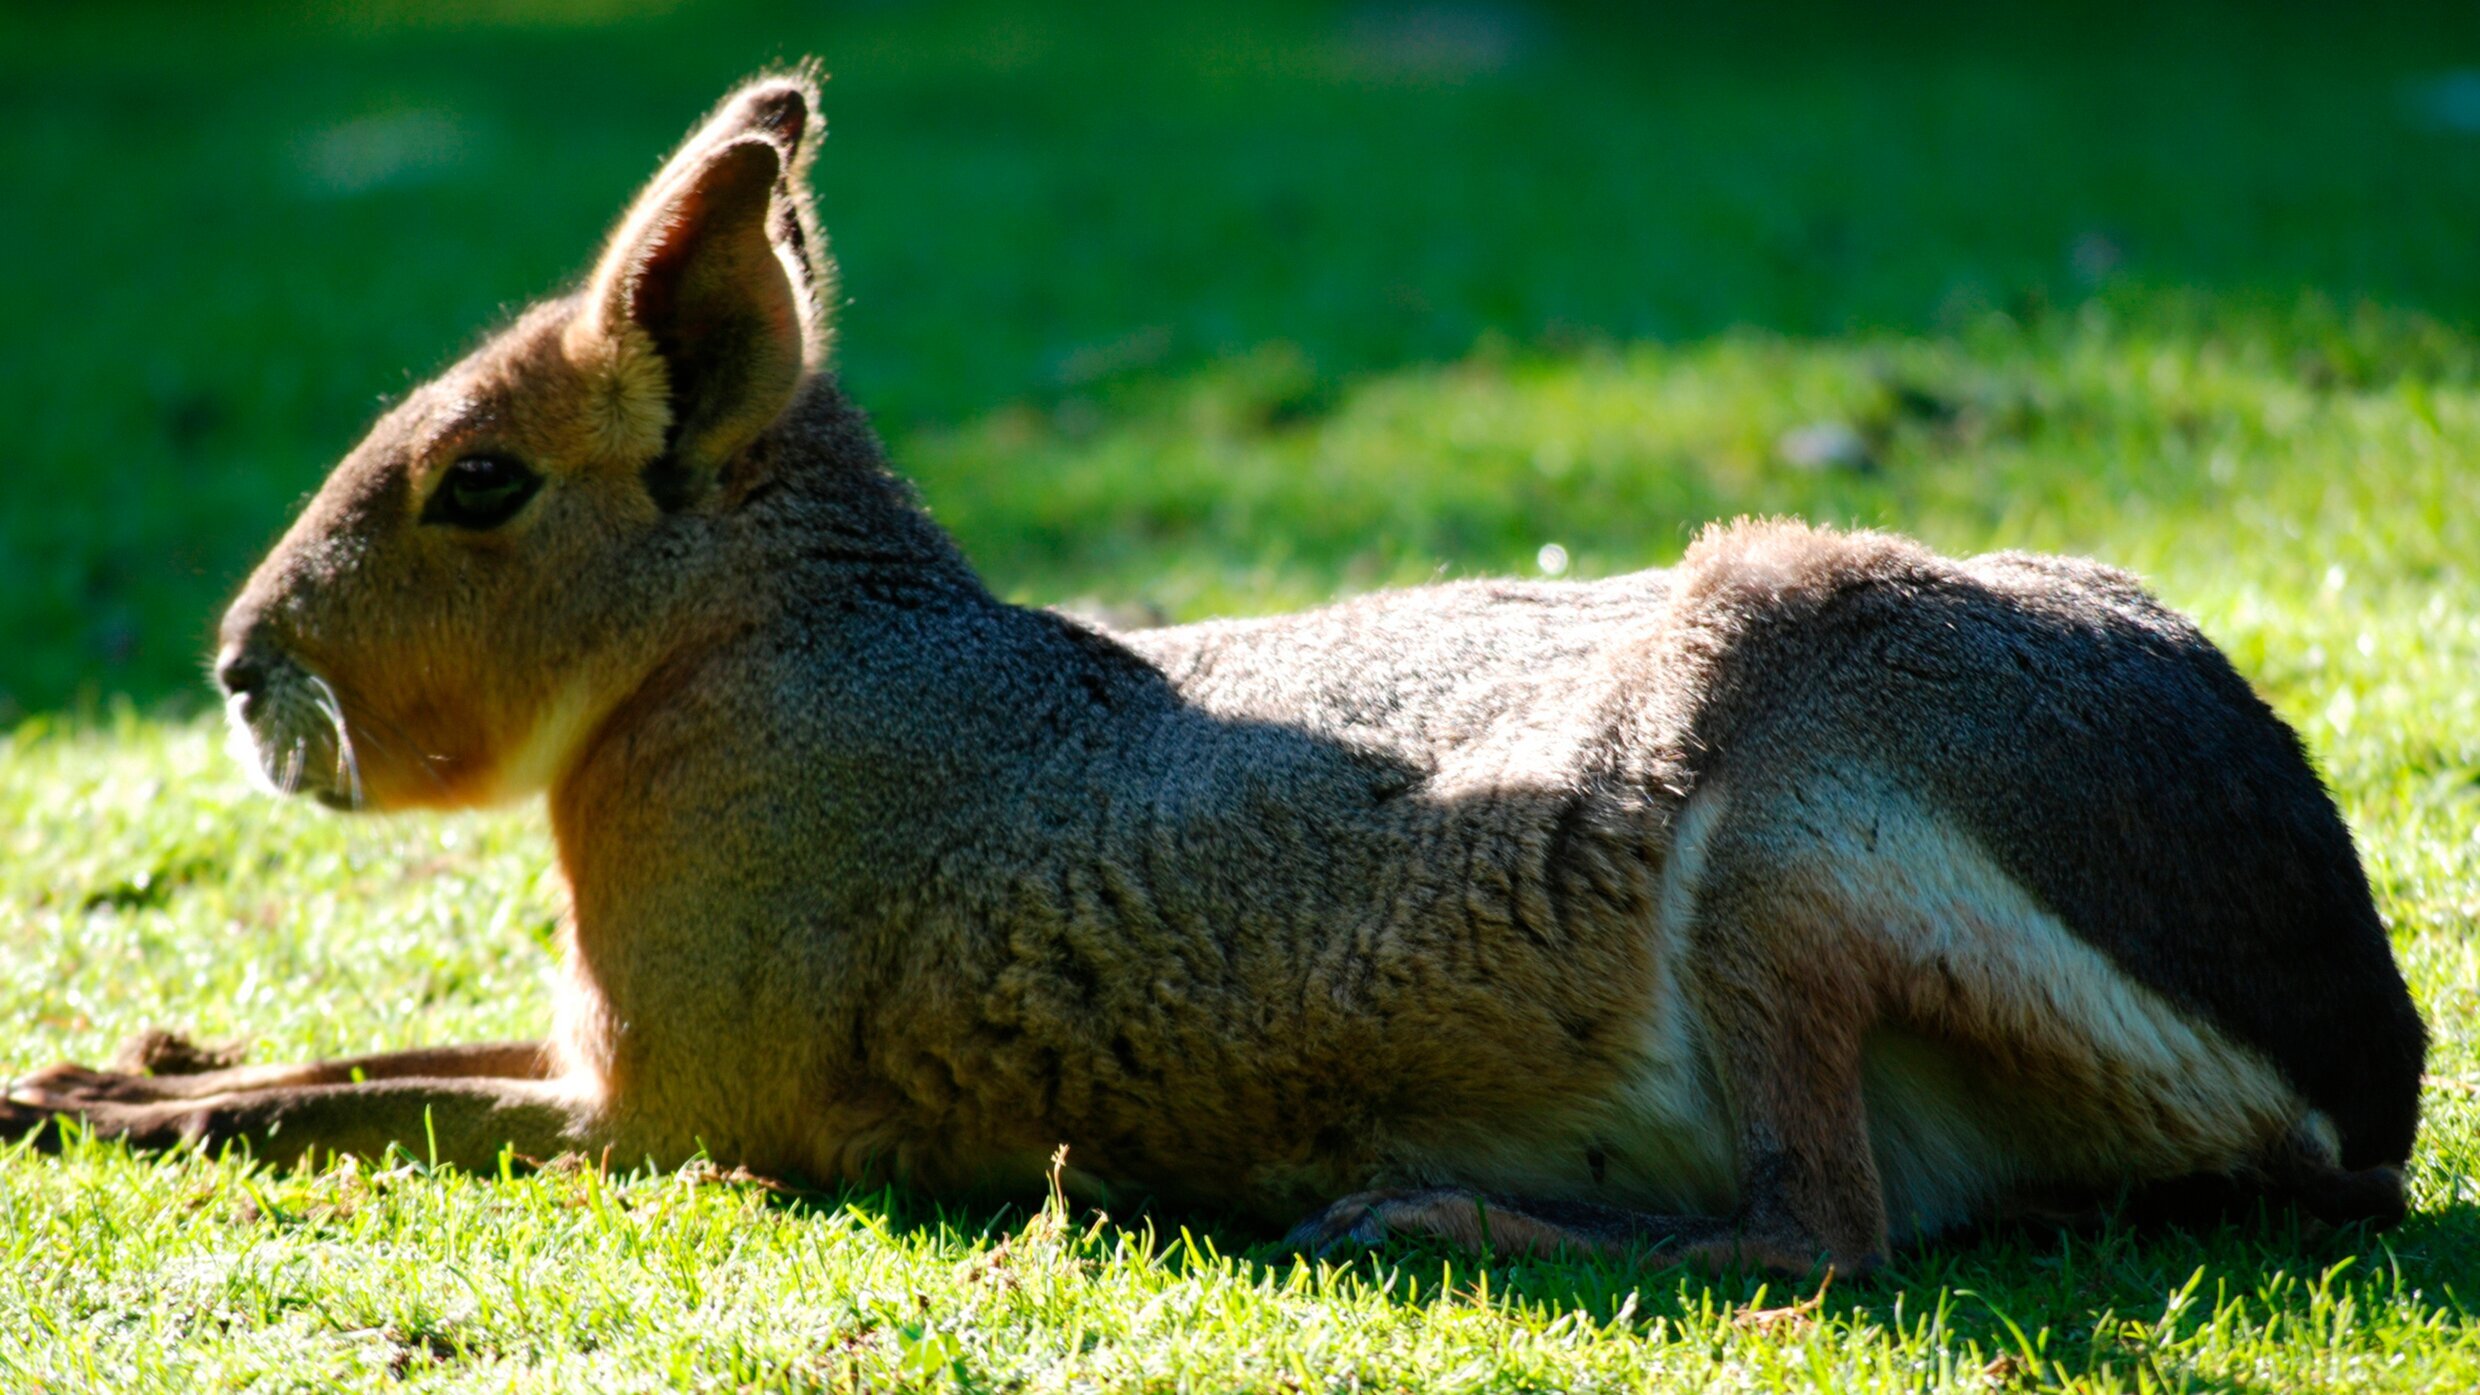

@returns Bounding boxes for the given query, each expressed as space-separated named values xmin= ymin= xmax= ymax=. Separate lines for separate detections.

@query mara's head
xmin=217 ymin=73 xmax=830 ymax=811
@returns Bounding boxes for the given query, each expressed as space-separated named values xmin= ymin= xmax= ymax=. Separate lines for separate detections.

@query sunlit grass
xmin=8 ymin=0 xmax=2480 ymax=1388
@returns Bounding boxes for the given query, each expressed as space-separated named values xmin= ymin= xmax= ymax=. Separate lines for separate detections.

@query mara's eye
xmin=423 ymin=454 xmax=542 ymax=530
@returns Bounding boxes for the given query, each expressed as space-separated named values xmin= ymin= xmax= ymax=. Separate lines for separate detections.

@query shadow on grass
xmin=11 ymin=1120 xmax=2462 ymax=1390
xmin=786 ymin=1173 xmax=2477 ymax=1392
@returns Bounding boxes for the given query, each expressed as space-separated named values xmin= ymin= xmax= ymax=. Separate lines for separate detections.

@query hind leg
xmin=1293 ymin=875 xmax=1891 ymax=1277
xmin=1291 ymin=1035 xmax=1883 ymax=1276
xmin=2121 ymin=1114 xmax=2410 ymax=1235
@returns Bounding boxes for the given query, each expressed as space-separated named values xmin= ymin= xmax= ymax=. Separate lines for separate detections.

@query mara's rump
xmin=1325 ymin=521 xmax=2418 ymax=1245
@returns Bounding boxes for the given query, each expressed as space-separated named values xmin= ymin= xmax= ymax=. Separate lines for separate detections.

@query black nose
xmin=216 ymin=647 xmax=267 ymax=702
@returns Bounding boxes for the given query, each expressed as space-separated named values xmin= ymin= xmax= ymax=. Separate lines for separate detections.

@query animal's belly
xmin=1859 ymin=1030 xmax=2017 ymax=1242
xmin=1397 ymin=999 xmax=1740 ymax=1217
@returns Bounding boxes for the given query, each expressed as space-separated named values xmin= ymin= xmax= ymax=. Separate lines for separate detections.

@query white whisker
xmin=306 ymin=674 xmax=364 ymax=810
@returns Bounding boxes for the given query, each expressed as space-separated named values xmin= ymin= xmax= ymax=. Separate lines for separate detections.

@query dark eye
xmin=423 ymin=454 xmax=542 ymax=530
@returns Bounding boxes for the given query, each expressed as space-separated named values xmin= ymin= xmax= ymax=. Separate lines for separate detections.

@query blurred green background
xmin=3 ymin=0 xmax=2477 ymax=719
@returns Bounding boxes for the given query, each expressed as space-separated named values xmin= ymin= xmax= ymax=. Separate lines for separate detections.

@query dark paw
xmin=1282 ymin=1189 xmax=1415 ymax=1256
xmin=1283 ymin=1188 xmax=1560 ymax=1258
xmin=5 ymin=1072 xmax=198 ymax=1152
xmin=0 ymin=1094 xmax=74 ymax=1152
xmin=8 ymin=1062 xmax=160 ymax=1107
xmin=0 ymin=1088 xmax=161 ymax=1152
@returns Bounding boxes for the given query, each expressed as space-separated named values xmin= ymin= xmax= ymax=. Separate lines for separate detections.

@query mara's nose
xmin=215 ymin=645 xmax=268 ymax=705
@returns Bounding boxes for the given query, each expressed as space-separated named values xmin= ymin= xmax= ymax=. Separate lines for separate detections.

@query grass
xmin=4 ymin=0 xmax=2480 ymax=1388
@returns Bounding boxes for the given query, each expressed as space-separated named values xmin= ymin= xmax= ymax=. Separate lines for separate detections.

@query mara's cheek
xmin=349 ymin=672 xmax=601 ymax=811
xmin=330 ymin=683 xmax=498 ymax=810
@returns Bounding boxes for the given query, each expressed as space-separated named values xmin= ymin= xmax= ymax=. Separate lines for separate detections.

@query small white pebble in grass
xmin=1536 ymin=543 xmax=1569 ymax=577
xmin=2324 ymin=564 xmax=2349 ymax=595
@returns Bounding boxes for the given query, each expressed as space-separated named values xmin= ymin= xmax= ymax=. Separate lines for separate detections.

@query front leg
xmin=1292 ymin=865 xmax=1891 ymax=1279
xmin=6 ymin=1059 xmax=603 ymax=1172
xmin=11 ymin=1032 xmax=553 ymax=1106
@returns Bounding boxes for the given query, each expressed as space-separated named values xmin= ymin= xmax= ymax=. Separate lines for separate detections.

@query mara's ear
xmin=566 ymin=74 xmax=829 ymax=503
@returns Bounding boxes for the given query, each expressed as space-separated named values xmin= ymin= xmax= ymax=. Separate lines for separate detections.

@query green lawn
xmin=6 ymin=0 xmax=2480 ymax=1389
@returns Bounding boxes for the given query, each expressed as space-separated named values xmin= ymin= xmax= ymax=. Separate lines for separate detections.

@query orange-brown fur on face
xmin=10 ymin=75 xmax=2423 ymax=1278
xmin=220 ymin=303 xmax=667 ymax=809
xmin=216 ymin=73 xmax=827 ymax=813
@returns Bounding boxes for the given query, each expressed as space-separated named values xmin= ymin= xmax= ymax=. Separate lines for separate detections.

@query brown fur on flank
xmin=4 ymin=73 xmax=2425 ymax=1278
